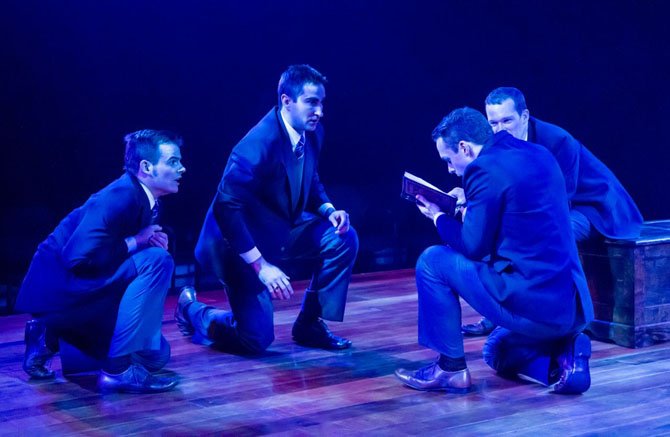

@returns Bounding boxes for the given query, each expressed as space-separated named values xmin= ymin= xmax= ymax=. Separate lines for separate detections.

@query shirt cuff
xmin=240 ymin=247 xmax=262 ymax=264
xmin=433 ymin=212 xmax=446 ymax=227
xmin=318 ymin=203 xmax=336 ymax=217
xmin=125 ymin=236 xmax=137 ymax=253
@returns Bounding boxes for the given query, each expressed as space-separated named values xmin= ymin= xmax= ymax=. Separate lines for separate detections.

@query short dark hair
xmin=431 ymin=107 xmax=493 ymax=152
xmin=485 ymin=87 xmax=528 ymax=115
xmin=277 ymin=64 xmax=328 ymax=107
xmin=124 ymin=129 xmax=183 ymax=174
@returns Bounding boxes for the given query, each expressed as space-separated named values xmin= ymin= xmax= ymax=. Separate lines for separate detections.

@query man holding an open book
xmin=394 ymin=107 xmax=594 ymax=394
xmin=462 ymin=86 xmax=643 ymax=337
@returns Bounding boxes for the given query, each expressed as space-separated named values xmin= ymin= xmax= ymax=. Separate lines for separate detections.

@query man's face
xmin=143 ymin=143 xmax=186 ymax=198
xmin=485 ymin=98 xmax=529 ymax=139
xmin=283 ymin=82 xmax=325 ymax=133
xmin=436 ymin=137 xmax=473 ymax=177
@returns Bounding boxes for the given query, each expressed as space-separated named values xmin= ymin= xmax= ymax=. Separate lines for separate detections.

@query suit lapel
xmin=301 ymin=133 xmax=316 ymax=209
xmin=527 ymin=118 xmax=537 ymax=143
xmin=276 ymin=111 xmax=302 ymax=213
xmin=127 ymin=173 xmax=153 ymax=227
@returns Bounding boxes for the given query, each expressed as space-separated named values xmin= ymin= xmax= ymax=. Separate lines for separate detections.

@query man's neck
xmin=137 ymin=178 xmax=158 ymax=208
xmin=280 ymin=107 xmax=304 ymax=138
xmin=472 ymin=144 xmax=484 ymax=159
xmin=521 ymin=119 xmax=530 ymax=141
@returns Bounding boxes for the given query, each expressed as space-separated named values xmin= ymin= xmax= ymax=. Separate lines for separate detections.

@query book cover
xmin=401 ymin=171 xmax=457 ymax=214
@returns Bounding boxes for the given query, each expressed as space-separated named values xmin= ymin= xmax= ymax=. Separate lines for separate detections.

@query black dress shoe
xmin=553 ymin=332 xmax=591 ymax=394
xmin=395 ymin=360 xmax=472 ymax=393
xmin=174 ymin=286 xmax=197 ymax=336
xmin=98 ymin=364 xmax=179 ymax=394
xmin=23 ymin=319 xmax=56 ymax=380
xmin=292 ymin=318 xmax=352 ymax=350
xmin=462 ymin=317 xmax=496 ymax=336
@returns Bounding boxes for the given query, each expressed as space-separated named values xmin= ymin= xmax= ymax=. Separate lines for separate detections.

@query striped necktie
xmin=150 ymin=200 xmax=160 ymax=225
xmin=295 ymin=135 xmax=305 ymax=159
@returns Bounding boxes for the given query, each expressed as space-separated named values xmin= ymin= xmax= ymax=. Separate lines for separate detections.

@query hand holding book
xmin=415 ymin=194 xmax=445 ymax=221
xmin=400 ymin=171 xmax=459 ymax=215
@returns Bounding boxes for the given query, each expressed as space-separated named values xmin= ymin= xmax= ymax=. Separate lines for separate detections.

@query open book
xmin=400 ymin=171 xmax=457 ymax=214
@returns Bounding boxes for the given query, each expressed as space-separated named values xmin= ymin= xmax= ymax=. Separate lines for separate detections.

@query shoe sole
xmin=293 ymin=338 xmax=352 ymax=350
xmin=99 ymin=384 xmax=178 ymax=394
xmin=174 ymin=307 xmax=195 ymax=336
xmin=175 ymin=289 xmax=197 ymax=336
xmin=394 ymin=372 xmax=473 ymax=394
xmin=396 ymin=379 xmax=473 ymax=394
xmin=462 ymin=330 xmax=493 ymax=337
xmin=553 ymin=333 xmax=591 ymax=394
xmin=175 ymin=320 xmax=194 ymax=336
xmin=402 ymin=384 xmax=473 ymax=394
xmin=25 ymin=371 xmax=56 ymax=380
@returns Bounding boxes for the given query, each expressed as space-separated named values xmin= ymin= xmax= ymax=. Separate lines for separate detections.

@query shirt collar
xmin=139 ymin=181 xmax=156 ymax=209
xmin=280 ymin=109 xmax=303 ymax=150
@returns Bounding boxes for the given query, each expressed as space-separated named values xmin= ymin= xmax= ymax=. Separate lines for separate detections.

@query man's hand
xmin=135 ymin=225 xmax=169 ymax=250
xmin=447 ymin=187 xmax=467 ymax=221
xmin=328 ymin=210 xmax=350 ymax=235
xmin=415 ymin=194 xmax=442 ymax=221
xmin=251 ymin=256 xmax=294 ymax=300
xmin=448 ymin=187 xmax=466 ymax=206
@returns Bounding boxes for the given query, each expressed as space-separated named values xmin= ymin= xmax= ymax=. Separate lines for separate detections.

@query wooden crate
xmin=581 ymin=220 xmax=670 ymax=348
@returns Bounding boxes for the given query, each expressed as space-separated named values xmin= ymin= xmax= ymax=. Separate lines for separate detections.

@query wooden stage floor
xmin=1 ymin=269 xmax=669 ymax=436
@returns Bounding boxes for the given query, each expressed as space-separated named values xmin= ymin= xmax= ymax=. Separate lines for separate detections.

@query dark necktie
xmin=295 ymin=135 xmax=305 ymax=159
xmin=150 ymin=200 xmax=160 ymax=225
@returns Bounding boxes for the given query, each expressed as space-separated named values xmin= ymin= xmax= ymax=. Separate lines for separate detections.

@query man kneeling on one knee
xmin=395 ymin=107 xmax=594 ymax=394
xmin=175 ymin=65 xmax=359 ymax=354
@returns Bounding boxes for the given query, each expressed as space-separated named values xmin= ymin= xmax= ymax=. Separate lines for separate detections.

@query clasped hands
xmin=415 ymin=187 xmax=467 ymax=222
xmin=135 ymin=225 xmax=169 ymax=250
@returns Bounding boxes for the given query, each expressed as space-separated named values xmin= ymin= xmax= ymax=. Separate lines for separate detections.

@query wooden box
xmin=581 ymin=220 xmax=670 ymax=348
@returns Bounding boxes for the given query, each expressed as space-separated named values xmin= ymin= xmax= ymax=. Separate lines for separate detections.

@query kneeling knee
xmin=482 ymin=332 xmax=513 ymax=374
xmin=240 ymin=332 xmax=274 ymax=354
xmin=140 ymin=247 xmax=174 ymax=272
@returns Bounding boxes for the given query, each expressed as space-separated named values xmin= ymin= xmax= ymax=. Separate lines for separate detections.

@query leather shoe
xmin=462 ymin=317 xmax=496 ymax=336
xmin=292 ymin=318 xmax=352 ymax=350
xmin=23 ymin=319 xmax=56 ymax=379
xmin=553 ymin=332 xmax=591 ymax=394
xmin=174 ymin=286 xmax=197 ymax=336
xmin=395 ymin=360 xmax=472 ymax=393
xmin=98 ymin=364 xmax=178 ymax=394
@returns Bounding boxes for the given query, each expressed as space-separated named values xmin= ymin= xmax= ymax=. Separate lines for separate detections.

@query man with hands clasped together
xmin=16 ymin=130 xmax=186 ymax=393
xmin=176 ymin=64 xmax=359 ymax=354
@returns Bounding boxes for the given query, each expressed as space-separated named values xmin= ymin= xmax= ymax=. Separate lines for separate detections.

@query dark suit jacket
xmin=529 ymin=117 xmax=643 ymax=239
xmin=436 ymin=131 xmax=594 ymax=332
xmin=195 ymin=108 xmax=330 ymax=277
xmin=16 ymin=173 xmax=152 ymax=314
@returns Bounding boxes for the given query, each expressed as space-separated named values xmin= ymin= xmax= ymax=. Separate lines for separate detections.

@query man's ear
xmin=459 ymin=141 xmax=473 ymax=157
xmin=139 ymin=159 xmax=153 ymax=177
xmin=520 ymin=109 xmax=530 ymax=123
xmin=280 ymin=93 xmax=292 ymax=108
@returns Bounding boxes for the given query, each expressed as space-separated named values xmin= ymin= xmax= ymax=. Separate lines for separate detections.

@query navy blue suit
xmin=529 ymin=117 xmax=643 ymax=240
xmin=16 ymin=173 xmax=173 ymax=364
xmin=416 ymin=132 xmax=593 ymax=379
xmin=193 ymin=108 xmax=358 ymax=352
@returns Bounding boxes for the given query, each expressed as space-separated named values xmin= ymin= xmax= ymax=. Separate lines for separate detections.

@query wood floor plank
xmin=2 ymin=269 xmax=670 ymax=435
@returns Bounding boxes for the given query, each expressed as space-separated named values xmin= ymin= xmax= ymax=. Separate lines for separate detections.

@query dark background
xmin=2 ymin=1 xmax=668 ymax=282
